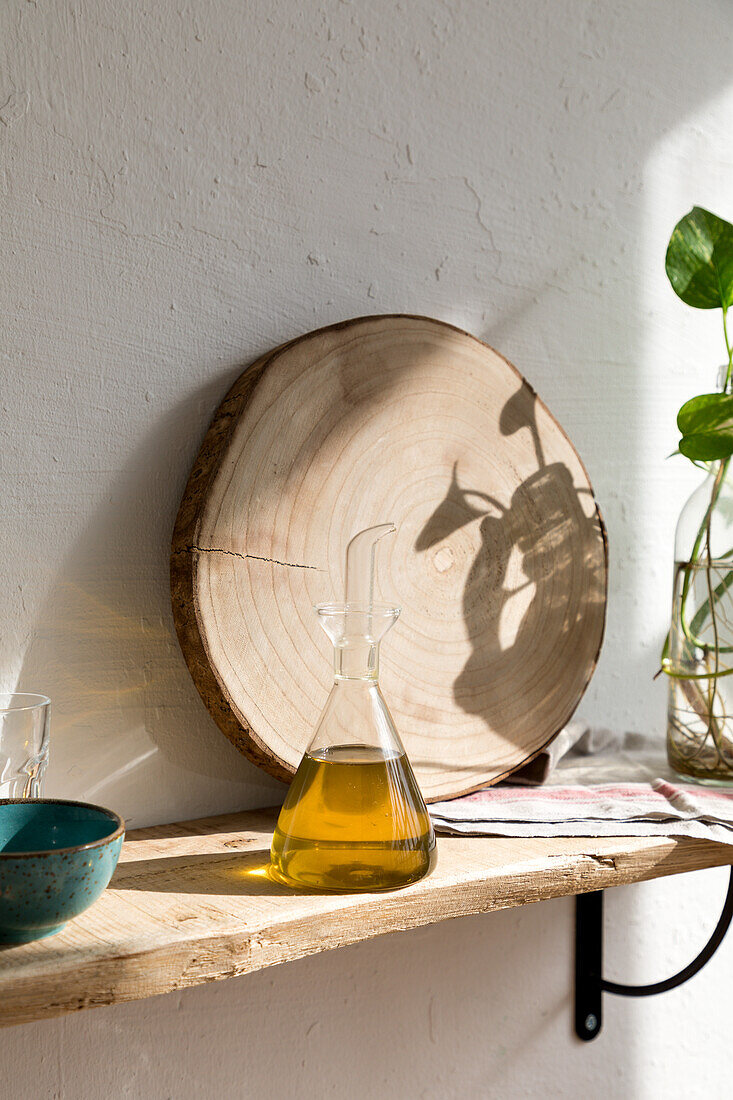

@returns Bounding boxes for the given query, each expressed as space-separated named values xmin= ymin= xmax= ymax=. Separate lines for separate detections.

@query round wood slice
xmin=171 ymin=315 xmax=607 ymax=801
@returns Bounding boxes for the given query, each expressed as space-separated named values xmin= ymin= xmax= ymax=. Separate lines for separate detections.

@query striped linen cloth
xmin=430 ymin=781 xmax=733 ymax=842
xmin=430 ymin=743 xmax=733 ymax=845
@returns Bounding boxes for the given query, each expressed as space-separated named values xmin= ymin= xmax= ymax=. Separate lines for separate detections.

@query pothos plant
xmin=662 ymin=206 xmax=733 ymax=776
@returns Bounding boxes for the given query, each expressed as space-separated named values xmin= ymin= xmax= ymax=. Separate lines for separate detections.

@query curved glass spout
xmin=344 ymin=523 xmax=395 ymax=607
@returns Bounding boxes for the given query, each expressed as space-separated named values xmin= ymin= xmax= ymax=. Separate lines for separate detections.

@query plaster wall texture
xmin=1 ymin=1 xmax=733 ymax=1096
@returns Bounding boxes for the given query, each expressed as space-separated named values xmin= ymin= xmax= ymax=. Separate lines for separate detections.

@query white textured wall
xmin=2 ymin=1 xmax=733 ymax=1096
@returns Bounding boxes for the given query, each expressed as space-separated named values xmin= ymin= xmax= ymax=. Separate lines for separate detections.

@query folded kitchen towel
xmin=429 ymin=779 xmax=733 ymax=844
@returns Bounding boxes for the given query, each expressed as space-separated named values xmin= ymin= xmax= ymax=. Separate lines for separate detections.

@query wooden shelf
xmin=1 ymin=807 xmax=731 ymax=1029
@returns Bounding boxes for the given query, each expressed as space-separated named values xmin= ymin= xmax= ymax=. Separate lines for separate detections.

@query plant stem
xmin=677 ymin=457 xmax=730 ymax=646
xmin=689 ymin=556 xmax=733 ymax=649
xmin=724 ymin=306 xmax=733 ymax=391
xmin=704 ymin=500 xmax=722 ymax=746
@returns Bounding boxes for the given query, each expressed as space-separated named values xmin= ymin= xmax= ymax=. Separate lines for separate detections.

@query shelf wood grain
xmin=1 ymin=807 xmax=731 ymax=1029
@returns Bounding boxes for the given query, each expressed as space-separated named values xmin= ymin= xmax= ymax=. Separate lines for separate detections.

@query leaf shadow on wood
xmin=414 ymin=385 xmax=607 ymax=763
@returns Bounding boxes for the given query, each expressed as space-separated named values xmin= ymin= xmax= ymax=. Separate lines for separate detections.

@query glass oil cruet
xmin=270 ymin=524 xmax=436 ymax=891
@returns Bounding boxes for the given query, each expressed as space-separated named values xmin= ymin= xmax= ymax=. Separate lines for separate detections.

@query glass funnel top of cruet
xmin=270 ymin=523 xmax=436 ymax=892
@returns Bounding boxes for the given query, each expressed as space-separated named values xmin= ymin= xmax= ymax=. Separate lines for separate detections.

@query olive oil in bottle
xmin=271 ymin=744 xmax=435 ymax=891
xmin=270 ymin=524 xmax=435 ymax=892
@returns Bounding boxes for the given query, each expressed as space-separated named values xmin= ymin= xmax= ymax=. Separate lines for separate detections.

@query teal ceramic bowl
xmin=0 ymin=799 xmax=125 ymax=944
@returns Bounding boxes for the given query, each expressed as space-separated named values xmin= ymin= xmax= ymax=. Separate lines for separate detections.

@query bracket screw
xmin=584 ymin=1013 xmax=598 ymax=1033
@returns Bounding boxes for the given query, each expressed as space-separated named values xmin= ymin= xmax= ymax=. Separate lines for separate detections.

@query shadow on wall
xmin=17 ymin=376 xmax=285 ymax=823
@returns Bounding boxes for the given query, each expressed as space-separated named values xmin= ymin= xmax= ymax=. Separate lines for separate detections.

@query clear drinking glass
xmin=0 ymin=694 xmax=51 ymax=798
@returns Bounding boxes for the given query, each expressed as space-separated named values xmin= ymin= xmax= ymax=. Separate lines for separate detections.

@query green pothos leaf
xmin=678 ymin=392 xmax=733 ymax=460
xmin=665 ymin=207 xmax=733 ymax=310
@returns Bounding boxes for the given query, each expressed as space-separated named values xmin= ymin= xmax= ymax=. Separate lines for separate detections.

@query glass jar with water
xmin=666 ymin=460 xmax=733 ymax=783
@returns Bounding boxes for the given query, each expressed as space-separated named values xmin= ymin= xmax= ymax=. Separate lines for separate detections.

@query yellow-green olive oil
xmin=270 ymin=745 xmax=435 ymax=891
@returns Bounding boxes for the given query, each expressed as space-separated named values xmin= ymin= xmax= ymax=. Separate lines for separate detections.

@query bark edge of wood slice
xmin=171 ymin=314 xmax=608 ymax=801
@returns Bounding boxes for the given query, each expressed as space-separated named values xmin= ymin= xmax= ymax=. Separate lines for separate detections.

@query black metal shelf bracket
xmin=574 ymin=866 xmax=733 ymax=1041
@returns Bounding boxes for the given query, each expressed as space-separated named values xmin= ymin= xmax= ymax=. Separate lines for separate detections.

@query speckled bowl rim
xmin=0 ymin=798 xmax=125 ymax=859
